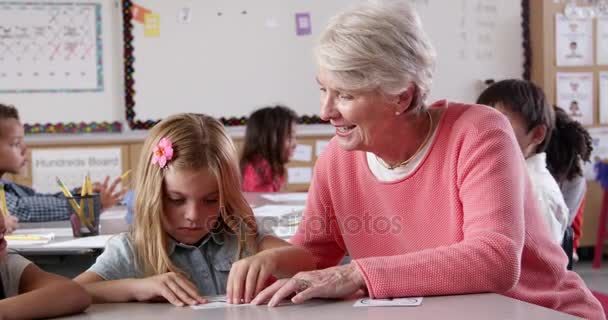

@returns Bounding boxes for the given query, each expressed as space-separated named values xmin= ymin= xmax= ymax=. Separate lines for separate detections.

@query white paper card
xmin=261 ymin=192 xmax=308 ymax=202
xmin=584 ymin=127 xmax=608 ymax=179
xmin=12 ymin=227 xmax=72 ymax=237
xmin=44 ymin=234 xmax=114 ymax=249
xmin=6 ymin=232 xmax=55 ymax=246
xmin=292 ymin=144 xmax=312 ymax=162
xmin=287 ymin=167 xmax=312 ymax=184
xmin=191 ymin=295 xmax=293 ymax=309
xmin=601 ymin=72 xmax=608 ymax=124
xmin=315 ymin=140 xmax=330 ymax=157
xmin=31 ymin=148 xmax=123 ymax=193
xmin=556 ymin=72 xmax=594 ymax=125
xmin=353 ymin=297 xmax=423 ymax=307
xmin=555 ymin=14 xmax=593 ymax=66
xmin=598 ymin=17 xmax=608 ymax=65
xmin=252 ymin=205 xmax=304 ymax=218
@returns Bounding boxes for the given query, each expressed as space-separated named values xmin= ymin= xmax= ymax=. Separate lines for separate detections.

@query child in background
xmin=240 ymin=106 xmax=298 ymax=192
xmin=477 ymin=80 xmax=569 ymax=244
xmin=0 ymin=104 xmax=126 ymax=229
xmin=546 ymin=106 xmax=593 ymax=259
xmin=0 ymin=208 xmax=91 ymax=319
xmin=75 ymin=113 xmax=314 ymax=306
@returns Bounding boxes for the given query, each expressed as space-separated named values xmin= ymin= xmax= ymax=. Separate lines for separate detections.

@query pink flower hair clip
xmin=151 ymin=137 xmax=174 ymax=168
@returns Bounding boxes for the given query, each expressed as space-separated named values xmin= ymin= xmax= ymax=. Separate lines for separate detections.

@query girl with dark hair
xmin=546 ymin=106 xmax=593 ymax=258
xmin=240 ymin=106 xmax=298 ymax=192
xmin=477 ymin=79 xmax=569 ymax=244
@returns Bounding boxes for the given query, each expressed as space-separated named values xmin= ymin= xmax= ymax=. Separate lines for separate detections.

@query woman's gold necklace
xmin=375 ymin=110 xmax=434 ymax=170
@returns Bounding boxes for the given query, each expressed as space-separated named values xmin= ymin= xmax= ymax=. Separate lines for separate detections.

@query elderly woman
xmin=250 ymin=1 xmax=603 ymax=318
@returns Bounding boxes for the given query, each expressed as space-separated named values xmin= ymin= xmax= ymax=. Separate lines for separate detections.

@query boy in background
xmin=0 ymin=103 xmax=126 ymax=232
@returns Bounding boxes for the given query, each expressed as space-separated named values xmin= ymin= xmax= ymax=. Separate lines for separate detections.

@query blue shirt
xmin=1 ymin=180 xmax=73 ymax=222
xmin=88 ymin=229 xmax=268 ymax=295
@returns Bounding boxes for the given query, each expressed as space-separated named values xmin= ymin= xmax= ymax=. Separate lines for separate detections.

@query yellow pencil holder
xmin=67 ymin=194 xmax=101 ymax=237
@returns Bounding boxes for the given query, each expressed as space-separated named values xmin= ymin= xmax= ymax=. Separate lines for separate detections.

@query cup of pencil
xmin=67 ymin=194 xmax=101 ymax=237
xmin=57 ymin=176 xmax=102 ymax=237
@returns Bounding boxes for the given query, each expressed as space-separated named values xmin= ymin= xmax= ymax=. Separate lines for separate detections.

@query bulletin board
xmin=529 ymin=0 xmax=608 ymax=248
xmin=123 ymin=0 xmax=529 ymax=129
xmin=0 ymin=0 xmax=123 ymax=134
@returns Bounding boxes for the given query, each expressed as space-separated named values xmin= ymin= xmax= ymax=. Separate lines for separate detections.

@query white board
xmin=0 ymin=0 xmax=121 ymax=125
xmin=129 ymin=0 xmax=524 ymax=121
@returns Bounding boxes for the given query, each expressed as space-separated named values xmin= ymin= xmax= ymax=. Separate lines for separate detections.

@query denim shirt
xmin=88 ymin=230 xmax=262 ymax=295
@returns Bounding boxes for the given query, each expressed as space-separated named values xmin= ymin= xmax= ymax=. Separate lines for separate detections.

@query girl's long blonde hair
xmin=132 ymin=113 xmax=258 ymax=277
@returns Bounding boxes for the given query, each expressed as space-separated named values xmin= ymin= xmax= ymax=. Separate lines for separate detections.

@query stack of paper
xmin=252 ymin=205 xmax=305 ymax=218
xmin=260 ymin=193 xmax=308 ymax=202
xmin=43 ymin=234 xmax=114 ymax=249
xmin=353 ymin=297 xmax=423 ymax=307
xmin=6 ymin=232 xmax=55 ymax=246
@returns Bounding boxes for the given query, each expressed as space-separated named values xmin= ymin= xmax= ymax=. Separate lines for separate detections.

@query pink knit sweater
xmin=291 ymin=101 xmax=604 ymax=319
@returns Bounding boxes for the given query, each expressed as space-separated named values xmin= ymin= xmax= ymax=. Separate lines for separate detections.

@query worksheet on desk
xmin=191 ymin=295 xmax=293 ymax=310
xmin=252 ymin=205 xmax=305 ymax=218
xmin=43 ymin=234 xmax=114 ymax=249
xmin=353 ymin=297 xmax=423 ymax=307
xmin=260 ymin=193 xmax=308 ymax=202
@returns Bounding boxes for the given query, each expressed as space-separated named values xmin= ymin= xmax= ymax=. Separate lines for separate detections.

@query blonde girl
xmin=75 ymin=113 xmax=314 ymax=306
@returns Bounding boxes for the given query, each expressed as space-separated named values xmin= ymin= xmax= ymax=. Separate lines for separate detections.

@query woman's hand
xmin=5 ymin=214 xmax=18 ymax=233
xmin=226 ymin=250 xmax=279 ymax=304
xmin=93 ymin=176 xmax=128 ymax=210
xmin=131 ymin=272 xmax=207 ymax=307
xmin=251 ymin=263 xmax=366 ymax=307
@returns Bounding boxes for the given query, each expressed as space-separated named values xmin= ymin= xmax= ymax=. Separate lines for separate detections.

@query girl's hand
xmin=93 ymin=176 xmax=128 ymax=210
xmin=5 ymin=214 xmax=18 ymax=233
xmin=251 ymin=263 xmax=366 ymax=307
xmin=226 ymin=250 xmax=278 ymax=304
xmin=132 ymin=272 xmax=207 ymax=307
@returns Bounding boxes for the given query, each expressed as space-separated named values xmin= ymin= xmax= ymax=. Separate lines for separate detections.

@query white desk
xmin=55 ymin=294 xmax=579 ymax=320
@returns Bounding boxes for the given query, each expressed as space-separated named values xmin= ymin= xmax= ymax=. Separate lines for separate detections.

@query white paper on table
xmin=292 ymin=144 xmax=312 ymax=162
xmin=191 ymin=295 xmax=293 ymax=310
xmin=556 ymin=72 xmax=594 ymax=125
xmin=6 ymin=232 xmax=55 ymax=246
xmin=13 ymin=228 xmax=72 ymax=237
xmin=315 ymin=140 xmax=330 ymax=157
xmin=555 ymin=14 xmax=593 ymax=66
xmin=353 ymin=297 xmax=423 ymax=307
xmin=43 ymin=234 xmax=114 ymax=249
xmin=252 ymin=205 xmax=304 ymax=218
xmin=260 ymin=192 xmax=308 ymax=202
xmin=287 ymin=167 xmax=312 ymax=184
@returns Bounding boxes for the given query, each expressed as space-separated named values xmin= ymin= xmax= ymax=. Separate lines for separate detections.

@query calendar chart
xmin=0 ymin=2 xmax=103 ymax=93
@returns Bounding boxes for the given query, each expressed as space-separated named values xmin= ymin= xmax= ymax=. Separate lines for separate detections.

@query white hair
xmin=315 ymin=0 xmax=436 ymax=105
